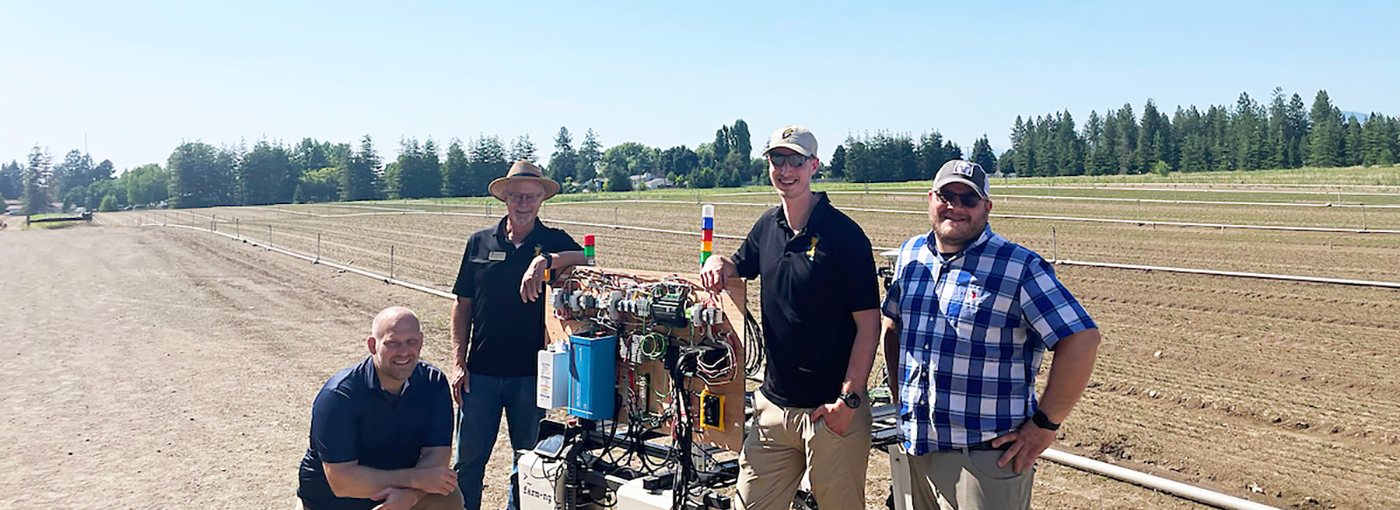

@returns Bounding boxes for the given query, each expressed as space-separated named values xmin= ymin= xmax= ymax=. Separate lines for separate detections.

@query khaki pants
xmin=736 ymin=390 xmax=872 ymax=510
xmin=907 ymin=448 xmax=1032 ymax=510
xmin=297 ymin=487 xmax=464 ymax=510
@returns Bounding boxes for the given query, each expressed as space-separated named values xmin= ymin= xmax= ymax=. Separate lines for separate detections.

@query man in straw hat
xmin=700 ymin=125 xmax=881 ymax=510
xmin=448 ymin=160 xmax=584 ymax=510
xmin=882 ymin=160 xmax=1100 ymax=509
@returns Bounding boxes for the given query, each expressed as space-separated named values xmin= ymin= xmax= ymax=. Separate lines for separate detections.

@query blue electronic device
xmin=568 ymin=332 xmax=617 ymax=420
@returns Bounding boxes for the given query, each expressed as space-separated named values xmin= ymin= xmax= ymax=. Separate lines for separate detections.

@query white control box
xmin=537 ymin=346 xmax=569 ymax=410
xmin=518 ymin=450 xmax=567 ymax=510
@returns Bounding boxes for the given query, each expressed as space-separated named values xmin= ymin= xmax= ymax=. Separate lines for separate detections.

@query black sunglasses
xmin=934 ymin=190 xmax=984 ymax=208
xmin=768 ymin=154 xmax=810 ymax=168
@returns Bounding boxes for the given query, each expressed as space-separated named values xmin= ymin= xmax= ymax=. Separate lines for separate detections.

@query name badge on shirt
xmin=488 ymin=251 xmax=507 ymax=261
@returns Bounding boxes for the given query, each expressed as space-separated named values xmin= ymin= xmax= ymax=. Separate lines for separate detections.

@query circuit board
xmin=544 ymin=266 xmax=748 ymax=453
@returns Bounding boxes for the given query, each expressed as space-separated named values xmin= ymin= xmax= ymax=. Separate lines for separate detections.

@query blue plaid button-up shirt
xmin=882 ymin=225 xmax=1096 ymax=455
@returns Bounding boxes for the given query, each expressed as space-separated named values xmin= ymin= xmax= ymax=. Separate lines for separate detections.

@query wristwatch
xmin=1031 ymin=410 xmax=1061 ymax=431
xmin=838 ymin=392 xmax=861 ymax=409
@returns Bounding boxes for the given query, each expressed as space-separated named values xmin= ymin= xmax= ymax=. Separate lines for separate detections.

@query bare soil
xmin=14 ymin=202 xmax=1399 ymax=509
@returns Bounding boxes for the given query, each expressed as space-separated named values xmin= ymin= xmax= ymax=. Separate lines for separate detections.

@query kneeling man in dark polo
xmin=297 ymin=306 xmax=463 ymax=510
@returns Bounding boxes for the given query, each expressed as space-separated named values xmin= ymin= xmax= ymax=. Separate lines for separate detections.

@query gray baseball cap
xmin=932 ymin=160 xmax=989 ymax=198
xmin=763 ymin=125 xmax=817 ymax=158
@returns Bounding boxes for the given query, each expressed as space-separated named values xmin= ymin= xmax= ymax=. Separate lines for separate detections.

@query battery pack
xmin=568 ymin=332 xmax=617 ymax=420
xmin=537 ymin=346 xmax=569 ymax=410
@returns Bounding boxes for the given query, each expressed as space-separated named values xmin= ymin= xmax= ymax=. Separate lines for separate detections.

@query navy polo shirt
xmin=732 ymin=192 xmax=880 ymax=408
xmin=297 ymin=357 xmax=453 ymax=510
xmin=452 ymin=216 xmax=582 ymax=377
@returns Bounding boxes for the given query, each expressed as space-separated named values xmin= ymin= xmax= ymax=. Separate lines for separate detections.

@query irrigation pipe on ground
xmin=137 ymin=220 xmax=1286 ymax=510
xmin=142 ymin=207 xmax=1400 ymax=289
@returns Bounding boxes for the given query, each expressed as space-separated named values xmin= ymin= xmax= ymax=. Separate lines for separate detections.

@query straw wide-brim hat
xmin=488 ymin=160 xmax=560 ymax=202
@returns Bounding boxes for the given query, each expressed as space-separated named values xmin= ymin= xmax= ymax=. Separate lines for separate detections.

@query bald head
xmin=367 ymin=306 xmax=424 ymax=393
xmin=371 ymin=306 xmax=421 ymax=340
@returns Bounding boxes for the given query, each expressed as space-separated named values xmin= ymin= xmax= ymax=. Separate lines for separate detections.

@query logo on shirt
xmin=806 ymin=234 xmax=821 ymax=261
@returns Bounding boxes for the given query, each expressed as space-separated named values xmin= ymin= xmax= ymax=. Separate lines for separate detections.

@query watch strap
xmin=1032 ymin=410 xmax=1060 ymax=431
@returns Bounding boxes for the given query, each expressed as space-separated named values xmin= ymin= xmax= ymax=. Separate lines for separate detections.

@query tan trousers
xmin=907 ymin=448 xmax=1032 ymax=510
xmin=297 ymin=487 xmax=464 ymax=510
xmin=736 ymin=390 xmax=872 ymax=510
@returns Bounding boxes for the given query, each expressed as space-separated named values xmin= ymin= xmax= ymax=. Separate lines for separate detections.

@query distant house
xmin=629 ymin=172 xmax=675 ymax=189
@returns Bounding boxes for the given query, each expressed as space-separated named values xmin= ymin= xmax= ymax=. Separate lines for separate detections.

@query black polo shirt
xmin=732 ymin=192 xmax=879 ymax=408
xmin=452 ymin=216 xmax=582 ymax=377
xmin=297 ymin=357 xmax=453 ymax=510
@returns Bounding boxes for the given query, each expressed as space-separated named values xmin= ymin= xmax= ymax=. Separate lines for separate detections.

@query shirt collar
xmin=493 ymin=216 xmax=546 ymax=248
xmin=774 ymin=192 xmax=831 ymax=237
xmin=361 ymin=356 xmax=412 ymax=395
xmin=924 ymin=224 xmax=994 ymax=263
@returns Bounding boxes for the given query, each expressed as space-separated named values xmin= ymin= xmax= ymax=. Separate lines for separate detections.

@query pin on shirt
xmin=806 ymin=234 xmax=821 ymax=261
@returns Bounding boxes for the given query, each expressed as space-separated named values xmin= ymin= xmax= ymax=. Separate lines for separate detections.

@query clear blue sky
xmin=3 ymin=0 xmax=1396 ymax=172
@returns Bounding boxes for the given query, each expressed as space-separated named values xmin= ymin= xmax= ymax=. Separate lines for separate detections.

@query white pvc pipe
xmin=838 ymin=206 xmax=1400 ymax=235
xmin=1053 ymin=258 xmax=1400 ymax=289
xmin=1040 ymin=449 xmax=1282 ymax=510
xmin=143 ymin=209 xmax=1400 ymax=290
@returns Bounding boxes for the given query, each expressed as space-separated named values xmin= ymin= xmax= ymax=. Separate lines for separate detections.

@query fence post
xmin=390 ymin=245 xmax=395 ymax=281
xmin=316 ymin=233 xmax=321 ymax=263
xmin=1052 ymin=227 xmax=1058 ymax=262
xmin=614 ymin=207 xmax=619 ymax=229
xmin=1362 ymin=204 xmax=1367 ymax=231
xmin=268 ymin=225 xmax=273 ymax=249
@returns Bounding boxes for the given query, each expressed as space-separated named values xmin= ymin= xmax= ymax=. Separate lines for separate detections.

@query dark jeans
xmin=453 ymin=373 xmax=543 ymax=510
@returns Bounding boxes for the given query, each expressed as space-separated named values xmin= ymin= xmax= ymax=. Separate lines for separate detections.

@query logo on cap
xmin=952 ymin=161 xmax=978 ymax=177
xmin=783 ymin=127 xmax=796 ymax=140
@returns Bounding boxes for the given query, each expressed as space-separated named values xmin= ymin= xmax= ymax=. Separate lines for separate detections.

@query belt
xmin=959 ymin=439 xmax=1010 ymax=451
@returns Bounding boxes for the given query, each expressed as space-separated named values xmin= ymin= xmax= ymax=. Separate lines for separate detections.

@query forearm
xmin=415 ymin=446 xmax=452 ymax=469
xmin=323 ymin=463 xmax=422 ymax=499
xmin=881 ymin=317 xmax=901 ymax=401
xmin=840 ymin=310 xmax=881 ymax=394
xmin=548 ymin=250 xmax=586 ymax=269
xmin=1037 ymin=328 xmax=1101 ymax=423
xmin=449 ymin=298 xmax=472 ymax=365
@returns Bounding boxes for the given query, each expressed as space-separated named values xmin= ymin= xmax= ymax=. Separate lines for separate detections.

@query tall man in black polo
xmin=700 ymin=125 xmax=881 ymax=510
xmin=450 ymin=161 xmax=584 ymax=510
xmin=298 ymin=306 xmax=462 ymax=510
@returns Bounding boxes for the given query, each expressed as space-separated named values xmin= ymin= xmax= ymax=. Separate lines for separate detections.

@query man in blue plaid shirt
xmin=881 ymin=160 xmax=1101 ymax=510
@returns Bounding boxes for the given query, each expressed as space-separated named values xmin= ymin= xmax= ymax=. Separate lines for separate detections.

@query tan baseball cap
xmin=763 ymin=125 xmax=818 ymax=158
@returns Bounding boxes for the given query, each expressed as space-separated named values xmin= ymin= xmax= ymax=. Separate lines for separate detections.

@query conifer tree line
xmin=1001 ymin=88 xmax=1400 ymax=177
xmin=6 ymin=90 xmax=1397 ymax=212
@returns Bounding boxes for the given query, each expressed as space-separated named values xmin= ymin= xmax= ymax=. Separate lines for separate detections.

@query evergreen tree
xmin=971 ymin=136 xmax=997 ymax=175
xmin=828 ymin=145 xmax=847 ymax=179
xmin=466 ymin=136 xmax=508 ymax=197
xmin=1055 ymin=111 xmax=1085 ymax=175
xmin=1231 ymin=92 xmax=1268 ymax=170
xmin=441 ymin=139 xmax=471 ymax=197
xmin=393 ymin=137 xmax=442 ymax=199
xmin=1307 ymin=90 xmax=1344 ymax=167
xmin=1010 ymin=116 xmax=1034 ymax=177
xmin=238 ymin=140 xmax=293 ymax=205
xmin=341 ymin=135 xmax=383 ymax=201
xmin=577 ymin=129 xmax=602 ymax=183
xmin=52 ymin=150 xmax=94 ymax=199
xmin=729 ymin=119 xmax=752 ymax=160
xmin=1287 ymin=93 xmax=1309 ymax=166
xmin=1343 ymin=115 xmax=1364 ymax=166
xmin=1114 ymin=104 xmax=1139 ymax=173
xmin=1082 ymin=111 xmax=1105 ymax=175
xmin=1361 ymin=113 xmax=1397 ymax=166
xmin=509 ymin=134 xmax=537 ymax=162
xmin=548 ymin=127 xmax=577 ymax=183
xmin=22 ymin=146 xmax=52 ymax=215
xmin=0 ymin=160 xmax=22 ymax=200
